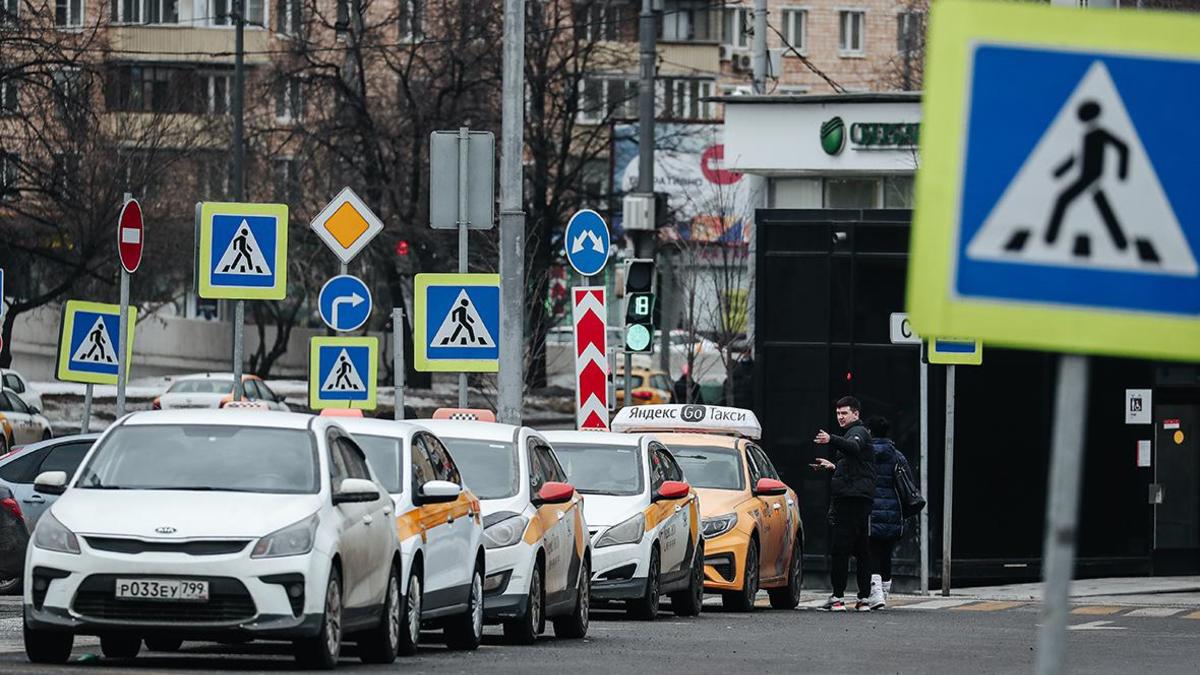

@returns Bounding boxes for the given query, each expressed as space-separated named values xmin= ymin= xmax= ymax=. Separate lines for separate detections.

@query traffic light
xmin=623 ymin=259 xmax=655 ymax=353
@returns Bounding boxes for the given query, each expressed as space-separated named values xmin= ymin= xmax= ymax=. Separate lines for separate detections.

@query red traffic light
xmin=395 ymin=240 xmax=410 ymax=256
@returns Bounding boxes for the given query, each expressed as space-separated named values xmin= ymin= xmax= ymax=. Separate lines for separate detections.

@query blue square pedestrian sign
xmin=56 ymin=300 xmax=137 ymax=386
xmin=309 ymin=337 xmax=378 ymax=410
xmin=908 ymin=1 xmax=1200 ymax=362
xmin=414 ymin=273 xmax=500 ymax=372
xmin=196 ymin=202 xmax=289 ymax=300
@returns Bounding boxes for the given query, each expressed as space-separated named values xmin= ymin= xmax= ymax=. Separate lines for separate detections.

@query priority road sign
xmin=196 ymin=202 xmax=289 ymax=300
xmin=310 ymin=187 xmax=385 ymax=265
xmin=925 ymin=338 xmax=983 ymax=366
xmin=56 ymin=300 xmax=137 ymax=385
xmin=414 ymin=273 xmax=500 ymax=372
xmin=118 ymin=199 xmax=143 ymax=274
xmin=309 ymin=336 xmax=379 ymax=410
xmin=907 ymin=1 xmax=1200 ymax=362
xmin=318 ymin=275 xmax=372 ymax=332
xmin=564 ymin=210 xmax=611 ymax=278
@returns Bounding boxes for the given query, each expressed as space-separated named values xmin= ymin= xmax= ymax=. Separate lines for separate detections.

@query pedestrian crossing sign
xmin=414 ymin=273 xmax=500 ymax=372
xmin=56 ymin=300 xmax=138 ymax=386
xmin=196 ymin=202 xmax=289 ymax=300
xmin=309 ymin=336 xmax=378 ymax=410
xmin=907 ymin=0 xmax=1200 ymax=362
xmin=925 ymin=338 xmax=983 ymax=366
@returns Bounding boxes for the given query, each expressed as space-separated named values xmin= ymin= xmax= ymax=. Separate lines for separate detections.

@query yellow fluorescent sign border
xmin=413 ymin=273 xmax=500 ymax=373
xmin=196 ymin=201 xmax=290 ymax=301
xmin=927 ymin=339 xmax=983 ymax=366
xmin=56 ymin=300 xmax=138 ymax=386
xmin=906 ymin=0 xmax=1200 ymax=363
xmin=308 ymin=336 xmax=379 ymax=411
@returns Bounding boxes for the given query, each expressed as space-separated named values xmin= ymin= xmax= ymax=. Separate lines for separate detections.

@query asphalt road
xmin=1 ymin=595 xmax=1197 ymax=674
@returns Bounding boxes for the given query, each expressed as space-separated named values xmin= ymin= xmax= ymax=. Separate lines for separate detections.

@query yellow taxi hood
xmin=693 ymin=487 xmax=754 ymax=518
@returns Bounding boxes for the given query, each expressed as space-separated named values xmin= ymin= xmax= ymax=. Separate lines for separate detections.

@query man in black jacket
xmin=812 ymin=396 xmax=875 ymax=611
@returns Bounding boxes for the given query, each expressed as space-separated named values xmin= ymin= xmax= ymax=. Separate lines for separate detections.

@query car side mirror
xmin=34 ymin=471 xmax=68 ymax=496
xmin=654 ymin=480 xmax=690 ymax=501
xmin=753 ymin=477 xmax=788 ymax=497
xmin=333 ymin=478 xmax=380 ymax=504
xmin=30 ymin=405 xmax=41 ymax=415
xmin=417 ymin=480 xmax=462 ymax=505
xmin=276 ymin=394 xmax=287 ymax=403
xmin=532 ymin=481 xmax=574 ymax=506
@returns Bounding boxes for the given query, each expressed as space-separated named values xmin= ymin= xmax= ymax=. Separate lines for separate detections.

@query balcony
xmin=109 ymin=26 xmax=272 ymax=65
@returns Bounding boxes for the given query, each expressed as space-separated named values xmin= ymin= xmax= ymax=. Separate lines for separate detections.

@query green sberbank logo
xmin=820 ymin=117 xmax=846 ymax=155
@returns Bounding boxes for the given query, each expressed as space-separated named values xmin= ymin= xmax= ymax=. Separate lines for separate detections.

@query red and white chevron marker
xmin=572 ymin=287 xmax=610 ymax=431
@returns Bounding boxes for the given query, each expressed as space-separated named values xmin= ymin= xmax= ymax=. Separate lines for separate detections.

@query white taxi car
xmin=336 ymin=417 xmax=485 ymax=654
xmin=23 ymin=410 xmax=400 ymax=668
xmin=543 ymin=430 xmax=704 ymax=620
xmin=416 ymin=416 xmax=590 ymax=644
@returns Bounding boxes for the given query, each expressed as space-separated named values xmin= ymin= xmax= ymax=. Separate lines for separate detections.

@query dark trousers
xmin=870 ymin=538 xmax=896 ymax=582
xmin=829 ymin=497 xmax=872 ymax=599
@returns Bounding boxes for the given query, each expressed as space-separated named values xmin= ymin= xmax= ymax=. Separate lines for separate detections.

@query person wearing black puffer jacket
xmin=864 ymin=416 xmax=911 ymax=610
xmin=812 ymin=396 xmax=875 ymax=612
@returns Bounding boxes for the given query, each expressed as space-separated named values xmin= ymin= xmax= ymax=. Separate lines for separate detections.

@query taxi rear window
xmin=671 ymin=445 xmax=745 ymax=491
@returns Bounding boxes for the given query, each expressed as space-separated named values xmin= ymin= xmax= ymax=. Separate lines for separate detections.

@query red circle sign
xmin=118 ymin=199 xmax=143 ymax=274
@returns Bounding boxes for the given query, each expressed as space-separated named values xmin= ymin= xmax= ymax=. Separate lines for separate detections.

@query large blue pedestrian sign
xmin=908 ymin=1 xmax=1200 ymax=362
xmin=414 ymin=273 xmax=500 ymax=372
xmin=564 ymin=209 xmax=611 ymax=277
xmin=309 ymin=337 xmax=378 ymax=410
xmin=56 ymin=300 xmax=138 ymax=386
xmin=318 ymin=275 xmax=372 ymax=332
xmin=196 ymin=202 xmax=289 ymax=300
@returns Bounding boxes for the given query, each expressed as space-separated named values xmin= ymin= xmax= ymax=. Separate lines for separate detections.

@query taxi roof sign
xmin=432 ymin=408 xmax=497 ymax=422
xmin=611 ymin=404 xmax=761 ymax=440
xmin=221 ymin=400 xmax=271 ymax=410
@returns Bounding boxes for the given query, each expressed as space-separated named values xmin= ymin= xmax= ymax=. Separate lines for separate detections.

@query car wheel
xmin=445 ymin=561 xmax=484 ymax=650
xmin=23 ymin=619 xmax=72 ymax=664
xmin=722 ymin=538 xmax=759 ymax=612
xmin=359 ymin=564 xmax=401 ymax=664
xmin=503 ymin=562 xmax=543 ymax=645
xmin=396 ymin=566 xmax=421 ymax=657
xmin=293 ymin=568 xmax=342 ymax=670
xmin=100 ymin=634 xmax=141 ymax=659
xmin=671 ymin=541 xmax=704 ymax=617
xmin=553 ymin=556 xmax=590 ymax=638
xmin=0 ymin=434 xmax=8 ymax=456
xmin=0 ymin=576 xmax=22 ymax=595
xmin=41 ymin=429 xmax=51 ymax=441
xmin=628 ymin=545 xmax=660 ymax=621
xmin=144 ymin=636 xmax=183 ymax=652
xmin=769 ymin=536 xmax=803 ymax=610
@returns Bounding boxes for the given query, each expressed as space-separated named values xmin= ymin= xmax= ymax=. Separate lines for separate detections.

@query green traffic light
xmin=626 ymin=324 xmax=651 ymax=352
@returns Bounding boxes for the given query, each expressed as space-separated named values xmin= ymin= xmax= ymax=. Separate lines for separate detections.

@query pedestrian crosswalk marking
xmin=1068 ymin=620 xmax=1126 ymax=631
xmin=895 ymin=599 xmax=975 ymax=610
xmin=214 ymin=219 xmax=272 ymax=276
xmin=70 ymin=316 xmax=118 ymax=365
xmin=320 ymin=348 xmax=366 ymax=392
xmin=1123 ymin=607 xmax=1185 ymax=618
xmin=952 ymin=601 xmax=1026 ymax=612
xmin=1070 ymin=605 xmax=1122 ymax=616
xmin=431 ymin=289 xmax=495 ymax=348
xmin=966 ymin=61 xmax=1198 ymax=277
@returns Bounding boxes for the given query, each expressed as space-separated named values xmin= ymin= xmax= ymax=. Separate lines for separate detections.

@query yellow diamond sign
xmin=310 ymin=186 xmax=385 ymax=264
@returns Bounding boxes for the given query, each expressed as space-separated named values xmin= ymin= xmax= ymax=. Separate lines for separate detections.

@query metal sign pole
xmin=232 ymin=301 xmax=245 ymax=401
xmin=624 ymin=352 xmax=632 ymax=407
xmin=394 ymin=307 xmax=405 ymax=420
xmin=941 ymin=363 xmax=956 ymax=596
xmin=920 ymin=353 xmax=930 ymax=595
xmin=116 ymin=193 xmax=132 ymax=419
xmin=81 ymin=384 xmax=93 ymax=434
xmin=1035 ymin=355 xmax=1090 ymax=675
xmin=457 ymin=127 xmax=470 ymax=409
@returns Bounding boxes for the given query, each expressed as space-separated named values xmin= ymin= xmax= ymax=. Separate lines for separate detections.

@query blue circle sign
xmin=564 ymin=209 xmax=611 ymax=277
xmin=319 ymin=275 xmax=373 ymax=332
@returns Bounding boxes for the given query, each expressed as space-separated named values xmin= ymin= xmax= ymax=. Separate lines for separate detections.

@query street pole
xmin=745 ymin=0 xmax=770 ymax=361
xmin=637 ymin=0 xmax=656 ymax=204
xmin=81 ymin=385 xmax=93 ymax=434
xmin=457 ymin=127 xmax=470 ymax=409
xmin=941 ymin=364 xmax=956 ymax=596
xmin=230 ymin=0 xmax=246 ymax=403
xmin=624 ymin=352 xmax=633 ymax=408
xmin=919 ymin=354 xmax=929 ymax=595
xmin=393 ymin=307 xmax=405 ymax=420
xmin=496 ymin=0 xmax=525 ymax=426
xmin=115 ymin=192 xmax=132 ymax=419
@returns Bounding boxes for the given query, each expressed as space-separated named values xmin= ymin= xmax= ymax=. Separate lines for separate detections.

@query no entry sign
xmin=118 ymin=199 xmax=143 ymax=274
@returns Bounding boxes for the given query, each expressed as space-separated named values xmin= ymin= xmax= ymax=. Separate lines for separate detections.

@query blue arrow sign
xmin=318 ymin=275 xmax=372 ymax=332
xmin=564 ymin=209 xmax=611 ymax=277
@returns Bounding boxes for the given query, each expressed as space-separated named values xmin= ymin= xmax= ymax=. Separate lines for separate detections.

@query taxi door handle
xmin=362 ymin=514 xmax=374 ymax=525
xmin=447 ymin=515 xmax=455 ymax=524
xmin=673 ymin=505 xmax=682 ymax=513
xmin=556 ymin=510 xmax=565 ymax=520
xmin=383 ymin=506 xmax=393 ymax=515
xmin=772 ymin=504 xmax=781 ymax=511
xmin=23 ymin=495 xmax=45 ymax=504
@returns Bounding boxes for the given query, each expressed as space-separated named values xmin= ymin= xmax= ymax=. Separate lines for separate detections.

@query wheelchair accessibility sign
xmin=56 ymin=300 xmax=138 ymax=386
xmin=309 ymin=336 xmax=378 ymax=410
xmin=908 ymin=1 xmax=1200 ymax=362
xmin=196 ymin=202 xmax=289 ymax=300
xmin=414 ymin=273 xmax=500 ymax=372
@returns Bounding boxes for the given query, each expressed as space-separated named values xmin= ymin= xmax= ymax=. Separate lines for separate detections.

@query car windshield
xmin=167 ymin=380 xmax=235 ymax=394
xmin=671 ymin=445 xmax=745 ymax=490
xmin=76 ymin=425 xmax=318 ymax=493
xmin=438 ymin=437 xmax=519 ymax=500
xmin=552 ymin=442 xmax=643 ymax=496
xmin=354 ymin=434 xmax=402 ymax=493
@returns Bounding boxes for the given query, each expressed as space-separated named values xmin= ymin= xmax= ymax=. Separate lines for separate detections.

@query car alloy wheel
xmin=407 ymin=573 xmax=421 ymax=649
xmin=323 ymin=577 xmax=342 ymax=659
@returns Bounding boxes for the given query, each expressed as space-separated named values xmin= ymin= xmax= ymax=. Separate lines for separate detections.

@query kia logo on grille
xmin=155 ymin=526 xmax=177 ymax=534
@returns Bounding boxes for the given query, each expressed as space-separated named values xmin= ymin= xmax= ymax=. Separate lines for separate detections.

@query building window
xmin=56 ymin=0 xmax=83 ymax=26
xmin=722 ymin=8 xmax=748 ymax=49
xmin=107 ymin=65 xmax=194 ymax=112
xmin=897 ymin=11 xmax=924 ymax=53
xmin=579 ymin=75 xmax=637 ymax=123
xmin=2 ymin=0 xmax=18 ymax=26
xmin=781 ymin=8 xmax=806 ymax=53
xmin=203 ymin=71 xmax=231 ymax=114
xmin=398 ymin=0 xmax=422 ymax=40
xmin=144 ymin=0 xmax=177 ymax=23
xmin=201 ymin=154 xmax=229 ymax=200
xmin=0 ymin=153 xmax=17 ymax=200
xmin=665 ymin=78 xmax=715 ymax=120
xmin=580 ymin=159 xmax=608 ymax=212
xmin=111 ymin=0 xmax=176 ymax=23
xmin=660 ymin=1 xmax=718 ymax=42
xmin=825 ymin=176 xmax=878 ymax=208
xmin=839 ymin=10 xmax=865 ymax=56
xmin=276 ymin=76 xmax=302 ymax=121
xmin=0 ymin=79 xmax=17 ymax=114
xmin=576 ymin=1 xmax=621 ymax=42
xmin=883 ymin=175 xmax=914 ymax=208
xmin=276 ymin=0 xmax=300 ymax=35
xmin=245 ymin=0 xmax=263 ymax=24
xmin=274 ymin=158 xmax=300 ymax=204
xmin=210 ymin=0 xmax=229 ymax=24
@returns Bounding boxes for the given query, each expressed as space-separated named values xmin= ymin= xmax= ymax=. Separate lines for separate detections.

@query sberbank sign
xmin=820 ymin=117 xmax=920 ymax=155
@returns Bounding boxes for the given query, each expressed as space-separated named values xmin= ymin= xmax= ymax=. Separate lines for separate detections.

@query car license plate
xmin=114 ymin=579 xmax=209 ymax=602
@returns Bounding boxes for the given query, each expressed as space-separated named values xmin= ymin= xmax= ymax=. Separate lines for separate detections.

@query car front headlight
xmin=252 ymin=513 xmax=319 ymax=559
xmin=33 ymin=512 xmax=80 ymax=554
xmin=595 ymin=513 xmax=645 ymax=548
xmin=483 ymin=514 xmax=529 ymax=549
xmin=701 ymin=513 xmax=738 ymax=539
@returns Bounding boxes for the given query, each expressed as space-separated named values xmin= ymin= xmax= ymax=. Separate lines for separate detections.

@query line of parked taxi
xmin=13 ymin=402 xmax=803 ymax=669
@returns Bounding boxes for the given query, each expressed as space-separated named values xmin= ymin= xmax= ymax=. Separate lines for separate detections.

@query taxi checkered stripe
xmin=446 ymin=412 xmax=479 ymax=421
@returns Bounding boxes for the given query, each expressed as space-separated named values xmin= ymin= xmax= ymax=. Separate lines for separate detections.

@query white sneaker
xmin=819 ymin=595 xmax=847 ymax=612
xmin=882 ymin=579 xmax=893 ymax=601
xmin=867 ymin=574 xmax=886 ymax=610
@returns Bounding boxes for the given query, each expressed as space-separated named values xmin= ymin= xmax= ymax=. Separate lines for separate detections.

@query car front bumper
xmin=701 ymin=531 xmax=747 ymax=592
xmin=482 ymin=541 xmax=534 ymax=622
xmin=588 ymin=534 xmax=651 ymax=601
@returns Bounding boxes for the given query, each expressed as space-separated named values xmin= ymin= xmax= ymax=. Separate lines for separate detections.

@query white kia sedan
xmin=22 ymin=410 xmax=401 ymax=669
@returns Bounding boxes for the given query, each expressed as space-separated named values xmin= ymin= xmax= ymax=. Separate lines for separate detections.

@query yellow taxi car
xmin=612 ymin=404 xmax=804 ymax=611
xmin=614 ymin=368 xmax=674 ymax=405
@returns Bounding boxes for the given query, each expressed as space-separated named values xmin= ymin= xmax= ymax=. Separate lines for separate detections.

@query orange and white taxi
xmin=612 ymin=404 xmax=804 ymax=611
